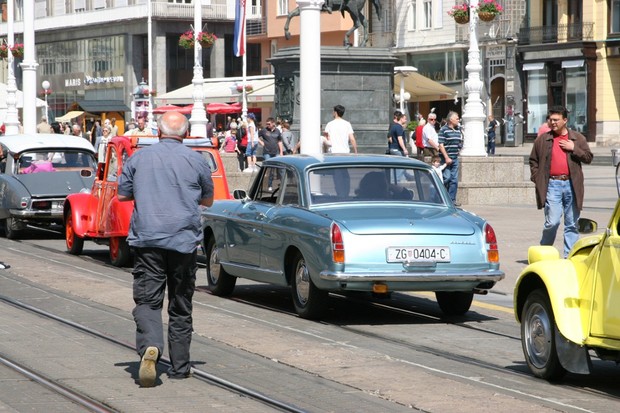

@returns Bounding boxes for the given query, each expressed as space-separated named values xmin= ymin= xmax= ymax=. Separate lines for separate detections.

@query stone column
xmin=4 ymin=0 xmax=19 ymax=135
xmin=297 ymin=0 xmax=324 ymax=155
xmin=21 ymin=0 xmax=38 ymax=134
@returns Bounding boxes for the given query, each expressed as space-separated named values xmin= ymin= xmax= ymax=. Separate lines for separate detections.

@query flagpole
xmin=241 ymin=2 xmax=248 ymax=121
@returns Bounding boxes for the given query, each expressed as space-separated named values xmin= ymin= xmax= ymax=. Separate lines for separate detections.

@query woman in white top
xmin=95 ymin=126 xmax=113 ymax=162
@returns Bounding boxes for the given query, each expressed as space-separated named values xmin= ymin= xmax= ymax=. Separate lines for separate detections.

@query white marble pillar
xmin=460 ymin=0 xmax=487 ymax=156
xmin=4 ymin=0 xmax=19 ymax=135
xmin=147 ymin=0 xmax=154 ymax=130
xmin=189 ymin=0 xmax=207 ymax=138
xmin=297 ymin=0 xmax=324 ymax=155
xmin=21 ymin=0 xmax=37 ymax=134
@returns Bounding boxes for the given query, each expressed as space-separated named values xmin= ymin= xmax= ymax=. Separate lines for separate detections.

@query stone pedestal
xmin=269 ymin=46 xmax=399 ymax=153
xmin=456 ymin=156 xmax=535 ymax=205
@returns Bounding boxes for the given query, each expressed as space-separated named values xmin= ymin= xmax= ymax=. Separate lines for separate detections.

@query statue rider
xmin=323 ymin=0 xmax=333 ymax=13
xmin=323 ymin=0 xmax=353 ymax=15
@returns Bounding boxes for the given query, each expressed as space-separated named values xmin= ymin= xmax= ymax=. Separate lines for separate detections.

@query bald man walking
xmin=118 ymin=111 xmax=214 ymax=387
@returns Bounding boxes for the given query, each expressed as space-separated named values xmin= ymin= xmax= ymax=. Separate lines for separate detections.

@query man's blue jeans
xmin=442 ymin=158 xmax=459 ymax=202
xmin=541 ymin=179 xmax=579 ymax=257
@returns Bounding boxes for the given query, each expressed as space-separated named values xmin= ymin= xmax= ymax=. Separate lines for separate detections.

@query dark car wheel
xmin=4 ymin=217 xmax=22 ymax=240
xmin=521 ymin=289 xmax=566 ymax=380
xmin=109 ymin=237 xmax=131 ymax=267
xmin=205 ymin=236 xmax=236 ymax=296
xmin=65 ymin=212 xmax=84 ymax=255
xmin=290 ymin=252 xmax=328 ymax=320
xmin=435 ymin=291 xmax=474 ymax=315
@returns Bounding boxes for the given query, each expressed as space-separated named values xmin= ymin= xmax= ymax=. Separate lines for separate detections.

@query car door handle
xmin=256 ymin=212 xmax=267 ymax=220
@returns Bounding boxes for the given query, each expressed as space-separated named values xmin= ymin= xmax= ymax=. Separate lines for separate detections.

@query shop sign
xmin=486 ymin=45 xmax=506 ymax=60
xmin=60 ymin=72 xmax=124 ymax=90
xmin=64 ymin=77 xmax=82 ymax=88
xmin=84 ymin=74 xmax=124 ymax=87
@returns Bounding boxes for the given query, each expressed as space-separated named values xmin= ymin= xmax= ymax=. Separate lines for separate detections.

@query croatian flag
xmin=234 ymin=0 xmax=246 ymax=57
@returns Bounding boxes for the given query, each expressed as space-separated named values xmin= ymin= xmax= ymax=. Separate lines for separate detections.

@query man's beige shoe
xmin=139 ymin=346 xmax=158 ymax=387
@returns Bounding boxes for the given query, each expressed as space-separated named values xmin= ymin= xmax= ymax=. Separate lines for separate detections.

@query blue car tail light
xmin=331 ymin=222 xmax=344 ymax=263
xmin=485 ymin=224 xmax=499 ymax=263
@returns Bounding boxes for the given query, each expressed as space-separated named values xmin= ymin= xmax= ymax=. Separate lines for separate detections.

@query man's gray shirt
xmin=118 ymin=139 xmax=214 ymax=253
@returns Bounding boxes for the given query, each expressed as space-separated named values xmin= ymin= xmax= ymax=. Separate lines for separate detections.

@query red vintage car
xmin=63 ymin=135 xmax=230 ymax=266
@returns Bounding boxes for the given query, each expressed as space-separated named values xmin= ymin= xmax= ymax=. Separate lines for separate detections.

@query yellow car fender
xmin=515 ymin=246 xmax=586 ymax=345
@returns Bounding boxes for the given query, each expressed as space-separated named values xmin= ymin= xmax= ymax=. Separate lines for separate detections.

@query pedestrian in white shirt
xmin=324 ymin=105 xmax=357 ymax=154
xmin=422 ymin=113 xmax=439 ymax=157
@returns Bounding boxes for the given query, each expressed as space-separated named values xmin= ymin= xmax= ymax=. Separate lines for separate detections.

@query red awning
xmin=206 ymin=102 xmax=242 ymax=114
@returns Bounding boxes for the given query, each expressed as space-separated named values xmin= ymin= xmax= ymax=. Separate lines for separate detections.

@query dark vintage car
xmin=0 ymin=134 xmax=96 ymax=238
xmin=63 ymin=135 xmax=231 ymax=266
xmin=201 ymin=154 xmax=505 ymax=319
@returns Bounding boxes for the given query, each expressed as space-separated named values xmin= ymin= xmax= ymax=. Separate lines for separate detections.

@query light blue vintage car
xmin=201 ymin=154 xmax=504 ymax=319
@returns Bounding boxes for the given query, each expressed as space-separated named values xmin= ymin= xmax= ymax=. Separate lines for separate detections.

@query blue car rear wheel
xmin=290 ymin=252 xmax=328 ymax=320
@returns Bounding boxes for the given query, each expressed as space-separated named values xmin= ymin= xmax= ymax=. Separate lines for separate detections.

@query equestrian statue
xmin=284 ymin=0 xmax=382 ymax=48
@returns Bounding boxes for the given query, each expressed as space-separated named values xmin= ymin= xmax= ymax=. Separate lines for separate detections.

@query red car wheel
xmin=109 ymin=237 xmax=131 ymax=267
xmin=65 ymin=212 xmax=84 ymax=255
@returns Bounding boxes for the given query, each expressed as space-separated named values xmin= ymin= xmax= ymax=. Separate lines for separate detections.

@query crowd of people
xmin=215 ymin=104 xmax=360 ymax=174
xmin=213 ymin=113 xmax=302 ymax=173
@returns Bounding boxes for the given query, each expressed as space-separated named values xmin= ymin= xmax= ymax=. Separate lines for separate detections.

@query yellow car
xmin=513 ymin=206 xmax=620 ymax=380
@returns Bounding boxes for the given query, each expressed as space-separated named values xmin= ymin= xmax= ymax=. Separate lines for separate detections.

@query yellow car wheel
xmin=521 ymin=289 xmax=566 ymax=380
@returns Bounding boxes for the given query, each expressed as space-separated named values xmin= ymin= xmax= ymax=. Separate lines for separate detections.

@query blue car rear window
xmin=308 ymin=166 xmax=445 ymax=205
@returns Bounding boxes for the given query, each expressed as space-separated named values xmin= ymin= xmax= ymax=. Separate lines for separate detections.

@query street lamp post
xmin=394 ymin=66 xmax=417 ymax=115
xmin=189 ymin=0 xmax=208 ymax=138
xmin=41 ymin=80 xmax=50 ymax=120
xmin=460 ymin=0 xmax=487 ymax=156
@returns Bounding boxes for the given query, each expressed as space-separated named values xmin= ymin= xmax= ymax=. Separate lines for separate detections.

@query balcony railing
xmin=518 ymin=22 xmax=594 ymax=45
xmin=2 ymin=0 xmax=263 ymax=32
xmin=456 ymin=17 xmax=516 ymax=44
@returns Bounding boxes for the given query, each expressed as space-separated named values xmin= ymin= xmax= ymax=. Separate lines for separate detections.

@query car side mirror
xmin=577 ymin=218 xmax=597 ymax=234
xmin=81 ymin=169 xmax=93 ymax=178
xmin=233 ymin=189 xmax=248 ymax=200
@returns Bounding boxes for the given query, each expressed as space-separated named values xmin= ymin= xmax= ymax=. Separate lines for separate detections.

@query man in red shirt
xmin=529 ymin=106 xmax=593 ymax=257
xmin=414 ymin=118 xmax=426 ymax=157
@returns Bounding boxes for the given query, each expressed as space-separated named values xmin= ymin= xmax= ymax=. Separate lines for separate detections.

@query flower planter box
xmin=478 ymin=11 xmax=496 ymax=22
xmin=454 ymin=14 xmax=470 ymax=24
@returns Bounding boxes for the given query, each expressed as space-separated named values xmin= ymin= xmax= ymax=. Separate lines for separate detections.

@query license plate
xmin=387 ymin=246 xmax=451 ymax=263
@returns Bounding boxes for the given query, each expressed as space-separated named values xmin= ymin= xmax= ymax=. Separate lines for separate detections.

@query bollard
xmin=612 ymin=148 xmax=620 ymax=167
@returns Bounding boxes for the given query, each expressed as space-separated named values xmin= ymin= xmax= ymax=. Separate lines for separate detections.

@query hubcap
xmin=295 ymin=259 xmax=310 ymax=306
xmin=110 ymin=238 xmax=118 ymax=259
xmin=524 ymin=302 xmax=552 ymax=369
xmin=208 ymin=246 xmax=221 ymax=284
xmin=66 ymin=217 xmax=74 ymax=248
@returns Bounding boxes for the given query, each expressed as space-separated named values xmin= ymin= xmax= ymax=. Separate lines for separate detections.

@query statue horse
xmin=284 ymin=0 xmax=382 ymax=48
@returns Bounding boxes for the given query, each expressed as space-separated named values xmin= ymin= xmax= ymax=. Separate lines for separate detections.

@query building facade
xmin=2 ymin=1 xmax=617 ymax=145
xmin=518 ymin=0 xmax=620 ymax=145
xmin=390 ymin=0 xmax=620 ymax=146
xmin=0 ymin=0 xmax=365 ymax=127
